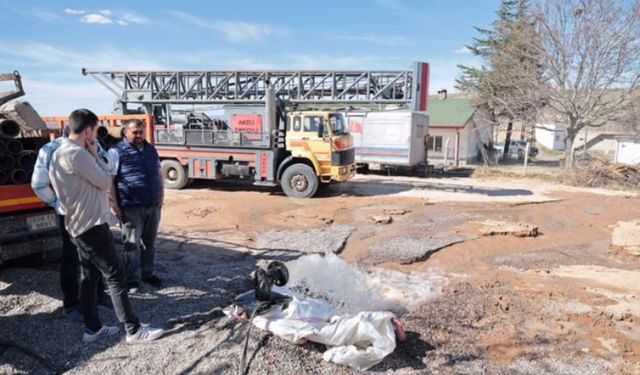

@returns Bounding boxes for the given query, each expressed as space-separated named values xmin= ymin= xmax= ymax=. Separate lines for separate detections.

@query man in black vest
xmin=108 ymin=119 xmax=164 ymax=291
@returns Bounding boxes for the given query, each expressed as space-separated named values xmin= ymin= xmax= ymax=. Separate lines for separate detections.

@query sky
xmin=0 ymin=0 xmax=501 ymax=116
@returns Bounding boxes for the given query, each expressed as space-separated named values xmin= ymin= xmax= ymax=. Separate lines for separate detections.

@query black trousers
xmin=58 ymin=215 xmax=108 ymax=309
xmin=58 ymin=215 xmax=79 ymax=309
xmin=71 ymin=224 xmax=140 ymax=334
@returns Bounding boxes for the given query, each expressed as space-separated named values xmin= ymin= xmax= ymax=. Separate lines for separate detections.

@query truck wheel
xmin=281 ymin=164 xmax=319 ymax=198
xmin=162 ymin=159 xmax=188 ymax=189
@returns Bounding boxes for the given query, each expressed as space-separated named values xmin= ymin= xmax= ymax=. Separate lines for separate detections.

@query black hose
xmin=239 ymin=302 xmax=268 ymax=375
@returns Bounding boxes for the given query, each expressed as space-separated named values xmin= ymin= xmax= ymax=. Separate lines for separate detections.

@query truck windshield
xmin=329 ymin=114 xmax=347 ymax=135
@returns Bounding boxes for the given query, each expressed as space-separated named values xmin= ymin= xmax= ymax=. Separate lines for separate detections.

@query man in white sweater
xmin=49 ymin=109 xmax=164 ymax=343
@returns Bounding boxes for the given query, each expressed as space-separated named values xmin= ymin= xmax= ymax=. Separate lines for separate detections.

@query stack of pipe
xmin=0 ymin=116 xmax=42 ymax=185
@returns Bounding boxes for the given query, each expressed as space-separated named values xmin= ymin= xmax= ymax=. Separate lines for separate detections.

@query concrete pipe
xmin=6 ymin=139 xmax=23 ymax=155
xmin=10 ymin=168 xmax=28 ymax=184
xmin=0 ymin=118 xmax=21 ymax=139
xmin=0 ymin=170 xmax=7 ymax=185
xmin=17 ymin=152 xmax=36 ymax=169
xmin=0 ymin=155 xmax=15 ymax=170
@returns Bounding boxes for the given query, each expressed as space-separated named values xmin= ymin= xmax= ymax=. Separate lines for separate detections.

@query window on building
xmin=427 ymin=135 xmax=443 ymax=152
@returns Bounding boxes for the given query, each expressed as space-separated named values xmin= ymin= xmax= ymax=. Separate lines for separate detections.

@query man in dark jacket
xmin=108 ymin=119 xmax=164 ymax=291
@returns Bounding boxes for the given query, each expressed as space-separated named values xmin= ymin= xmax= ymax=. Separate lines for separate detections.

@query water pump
xmin=254 ymin=261 xmax=290 ymax=303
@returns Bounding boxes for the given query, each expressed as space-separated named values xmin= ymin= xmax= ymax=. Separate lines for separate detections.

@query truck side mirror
xmin=317 ymin=122 xmax=324 ymax=138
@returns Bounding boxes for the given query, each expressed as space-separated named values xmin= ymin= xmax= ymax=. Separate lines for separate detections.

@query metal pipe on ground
xmin=0 ymin=117 xmax=21 ymax=139
xmin=6 ymin=139 xmax=23 ymax=154
xmin=17 ymin=152 xmax=36 ymax=169
xmin=0 ymin=155 xmax=15 ymax=170
xmin=10 ymin=168 xmax=28 ymax=184
xmin=20 ymin=137 xmax=48 ymax=151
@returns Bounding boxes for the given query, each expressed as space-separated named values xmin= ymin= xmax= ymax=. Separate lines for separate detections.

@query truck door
xmin=287 ymin=115 xmax=331 ymax=163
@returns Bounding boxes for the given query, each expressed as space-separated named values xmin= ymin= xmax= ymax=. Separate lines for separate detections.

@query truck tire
xmin=281 ymin=164 xmax=319 ymax=198
xmin=161 ymin=159 xmax=189 ymax=189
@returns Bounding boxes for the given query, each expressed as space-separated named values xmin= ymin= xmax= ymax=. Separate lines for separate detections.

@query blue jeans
xmin=121 ymin=206 xmax=162 ymax=284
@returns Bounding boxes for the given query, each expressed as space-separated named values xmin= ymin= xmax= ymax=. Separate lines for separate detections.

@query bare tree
xmin=533 ymin=0 xmax=640 ymax=167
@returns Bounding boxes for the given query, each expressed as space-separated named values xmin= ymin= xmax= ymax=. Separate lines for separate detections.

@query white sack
xmin=251 ymin=294 xmax=397 ymax=371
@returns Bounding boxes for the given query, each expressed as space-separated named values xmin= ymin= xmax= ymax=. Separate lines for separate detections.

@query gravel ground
xmin=1 ymin=231 xmax=618 ymax=375
xmin=2 ymin=178 xmax=640 ymax=375
xmin=256 ymin=225 xmax=353 ymax=254
xmin=365 ymin=233 xmax=476 ymax=264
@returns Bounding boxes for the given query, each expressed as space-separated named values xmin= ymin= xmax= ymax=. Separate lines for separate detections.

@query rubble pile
xmin=566 ymin=159 xmax=640 ymax=189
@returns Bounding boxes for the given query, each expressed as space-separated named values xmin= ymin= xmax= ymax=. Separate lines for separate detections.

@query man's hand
xmin=111 ymin=203 xmax=123 ymax=221
xmin=86 ymin=139 xmax=99 ymax=158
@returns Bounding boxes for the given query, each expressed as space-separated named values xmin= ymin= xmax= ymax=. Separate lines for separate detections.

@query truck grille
xmin=332 ymin=149 xmax=355 ymax=166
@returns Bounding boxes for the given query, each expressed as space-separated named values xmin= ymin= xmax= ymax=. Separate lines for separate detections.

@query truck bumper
xmin=331 ymin=164 xmax=356 ymax=182
xmin=0 ymin=209 xmax=62 ymax=264
xmin=0 ymin=230 xmax=62 ymax=264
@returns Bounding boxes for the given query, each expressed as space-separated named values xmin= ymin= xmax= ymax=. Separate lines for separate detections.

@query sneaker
xmin=142 ymin=275 xmax=162 ymax=288
xmin=128 ymin=282 xmax=140 ymax=294
xmin=65 ymin=307 xmax=84 ymax=322
xmin=126 ymin=324 xmax=164 ymax=344
xmin=83 ymin=325 xmax=120 ymax=343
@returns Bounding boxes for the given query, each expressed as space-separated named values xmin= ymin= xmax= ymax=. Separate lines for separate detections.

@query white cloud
xmin=329 ymin=33 xmax=412 ymax=46
xmin=117 ymin=13 xmax=150 ymax=26
xmin=216 ymin=21 xmax=289 ymax=43
xmin=0 ymin=41 xmax=169 ymax=114
xmin=0 ymin=41 xmax=165 ymax=70
xmin=419 ymin=57 xmax=482 ymax=94
xmin=98 ymin=9 xmax=112 ymax=17
xmin=168 ymin=11 xmax=288 ymax=43
xmin=63 ymin=8 xmax=85 ymax=15
xmin=454 ymin=47 xmax=471 ymax=54
xmin=32 ymin=10 xmax=63 ymax=23
xmin=283 ymin=54 xmax=406 ymax=70
xmin=81 ymin=13 xmax=113 ymax=25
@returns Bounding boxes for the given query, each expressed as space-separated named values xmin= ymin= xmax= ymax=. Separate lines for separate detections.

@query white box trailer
xmin=347 ymin=111 xmax=429 ymax=169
